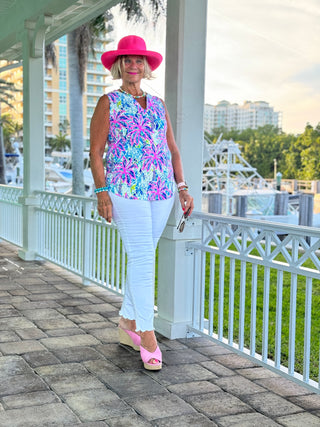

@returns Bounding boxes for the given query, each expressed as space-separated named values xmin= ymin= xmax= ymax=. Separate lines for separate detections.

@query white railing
xmin=35 ymin=191 xmax=126 ymax=295
xmin=265 ymin=178 xmax=320 ymax=194
xmin=188 ymin=211 xmax=320 ymax=392
xmin=0 ymin=185 xmax=23 ymax=247
xmin=1 ymin=186 xmax=320 ymax=392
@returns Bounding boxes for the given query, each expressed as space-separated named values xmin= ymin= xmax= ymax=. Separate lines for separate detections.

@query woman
xmin=90 ymin=35 xmax=193 ymax=370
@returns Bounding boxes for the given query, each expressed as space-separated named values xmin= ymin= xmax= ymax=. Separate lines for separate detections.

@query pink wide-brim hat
xmin=101 ymin=35 xmax=163 ymax=71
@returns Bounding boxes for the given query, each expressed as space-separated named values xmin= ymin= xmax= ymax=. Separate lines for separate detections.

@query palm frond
xmin=148 ymin=0 xmax=166 ymax=22
xmin=90 ymin=11 xmax=113 ymax=37
xmin=119 ymin=0 xmax=144 ymax=22
xmin=119 ymin=0 xmax=166 ymax=23
xmin=45 ymin=43 xmax=57 ymax=70
xmin=0 ymin=79 xmax=19 ymax=109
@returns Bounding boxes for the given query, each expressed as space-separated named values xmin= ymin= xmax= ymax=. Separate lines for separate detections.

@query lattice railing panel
xmin=189 ymin=211 xmax=320 ymax=393
xmin=0 ymin=185 xmax=23 ymax=204
xmin=35 ymin=191 xmax=126 ymax=295
xmin=0 ymin=185 xmax=23 ymax=246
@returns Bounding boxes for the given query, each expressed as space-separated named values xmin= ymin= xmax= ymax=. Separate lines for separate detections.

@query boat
xmin=5 ymin=143 xmax=94 ymax=197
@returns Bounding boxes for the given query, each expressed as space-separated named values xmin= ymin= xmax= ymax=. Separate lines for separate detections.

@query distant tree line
xmin=205 ymin=123 xmax=320 ymax=180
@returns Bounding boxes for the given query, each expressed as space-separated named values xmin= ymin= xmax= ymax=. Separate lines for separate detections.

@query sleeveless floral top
xmin=105 ymin=90 xmax=174 ymax=200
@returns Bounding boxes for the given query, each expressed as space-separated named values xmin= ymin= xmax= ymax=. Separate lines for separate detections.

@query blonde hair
xmin=110 ymin=56 xmax=154 ymax=80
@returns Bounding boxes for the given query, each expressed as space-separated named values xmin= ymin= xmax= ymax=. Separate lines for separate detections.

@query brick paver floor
xmin=0 ymin=240 xmax=320 ymax=426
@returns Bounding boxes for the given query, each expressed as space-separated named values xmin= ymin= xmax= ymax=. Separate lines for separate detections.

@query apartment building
xmin=204 ymin=100 xmax=282 ymax=133
xmin=1 ymin=33 xmax=112 ymax=149
xmin=0 ymin=60 xmax=23 ymax=123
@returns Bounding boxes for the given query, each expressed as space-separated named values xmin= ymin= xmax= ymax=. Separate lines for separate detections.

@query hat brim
xmin=101 ymin=49 xmax=163 ymax=71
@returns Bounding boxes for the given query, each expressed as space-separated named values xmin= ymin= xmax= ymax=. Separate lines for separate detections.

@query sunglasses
xmin=177 ymin=208 xmax=191 ymax=232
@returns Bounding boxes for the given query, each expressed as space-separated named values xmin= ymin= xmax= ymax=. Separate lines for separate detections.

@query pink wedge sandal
xmin=140 ymin=345 xmax=162 ymax=370
xmin=119 ymin=327 xmax=141 ymax=351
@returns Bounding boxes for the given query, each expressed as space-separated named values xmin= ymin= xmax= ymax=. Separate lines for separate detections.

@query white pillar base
xmin=18 ymin=249 xmax=38 ymax=261
xmin=154 ymin=315 xmax=190 ymax=340
xmin=17 ymin=196 xmax=40 ymax=262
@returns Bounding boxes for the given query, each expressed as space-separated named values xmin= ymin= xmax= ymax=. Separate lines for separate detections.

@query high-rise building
xmin=0 ymin=60 xmax=23 ymax=124
xmin=0 ymin=33 xmax=112 ymax=149
xmin=204 ymin=100 xmax=282 ymax=134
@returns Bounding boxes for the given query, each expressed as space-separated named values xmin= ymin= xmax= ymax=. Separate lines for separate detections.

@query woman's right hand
xmin=97 ymin=192 xmax=113 ymax=223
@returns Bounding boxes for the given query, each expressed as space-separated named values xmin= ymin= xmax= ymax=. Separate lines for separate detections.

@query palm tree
xmin=67 ymin=1 xmax=165 ymax=195
xmin=48 ymin=131 xmax=71 ymax=153
xmin=67 ymin=13 xmax=112 ymax=196
xmin=119 ymin=0 xmax=165 ymax=22
xmin=0 ymin=79 xmax=20 ymax=184
xmin=2 ymin=115 xmax=23 ymax=153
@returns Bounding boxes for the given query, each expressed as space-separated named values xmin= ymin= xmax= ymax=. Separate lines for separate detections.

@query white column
xmin=18 ymin=17 xmax=51 ymax=260
xmin=154 ymin=0 xmax=207 ymax=338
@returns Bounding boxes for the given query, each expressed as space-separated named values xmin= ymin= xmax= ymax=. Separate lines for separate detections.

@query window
xmin=59 ymin=70 xmax=67 ymax=90
xmin=60 ymin=58 xmax=67 ymax=67
xmin=59 ymin=35 xmax=67 ymax=44
xmin=59 ymin=104 xmax=67 ymax=115
xmin=59 ymin=46 xmax=67 ymax=56
xmin=96 ymin=86 xmax=104 ymax=94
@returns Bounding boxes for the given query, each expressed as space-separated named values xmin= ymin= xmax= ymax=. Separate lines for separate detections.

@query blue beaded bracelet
xmin=94 ymin=187 xmax=108 ymax=194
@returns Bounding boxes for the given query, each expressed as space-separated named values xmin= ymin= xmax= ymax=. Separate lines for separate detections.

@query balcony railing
xmin=188 ymin=211 xmax=320 ymax=392
xmin=0 ymin=185 xmax=23 ymax=247
xmin=35 ymin=191 xmax=126 ymax=293
xmin=0 ymin=186 xmax=319 ymax=392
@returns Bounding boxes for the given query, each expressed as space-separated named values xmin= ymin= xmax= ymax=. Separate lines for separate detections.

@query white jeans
xmin=109 ymin=193 xmax=174 ymax=332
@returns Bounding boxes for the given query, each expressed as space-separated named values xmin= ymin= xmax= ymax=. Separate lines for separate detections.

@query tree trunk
xmin=67 ymin=31 xmax=85 ymax=196
xmin=0 ymin=101 xmax=6 ymax=184
xmin=0 ymin=125 xmax=6 ymax=185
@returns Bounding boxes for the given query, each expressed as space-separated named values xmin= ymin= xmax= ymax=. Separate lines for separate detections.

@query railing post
xmin=299 ymin=194 xmax=314 ymax=245
xmin=311 ymin=180 xmax=320 ymax=194
xmin=274 ymin=192 xmax=289 ymax=215
xmin=299 ymin=194 xmax=314 ymax=226
xmin=82 ymin=200 xmax=92 ymax=285
xmin=234 ymin=195 xmax=247 ymax=217
xmin=208 ymin=192 xmax=222 ymax=214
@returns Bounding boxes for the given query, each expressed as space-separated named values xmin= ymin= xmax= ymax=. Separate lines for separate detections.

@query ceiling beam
xmin=45 ymin=0 xmax=119 ymax=45
xmin=0 ymin=0 xmax=119 ymax=60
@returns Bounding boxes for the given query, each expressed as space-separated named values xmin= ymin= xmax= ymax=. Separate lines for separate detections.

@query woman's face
xmin=121 ymin=55 xmax=145 ymax=84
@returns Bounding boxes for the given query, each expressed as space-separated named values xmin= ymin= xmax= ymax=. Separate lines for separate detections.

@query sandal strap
xmin=119 ymin=328 xmax=141 ymax=346
xmin=140 ymin=345 xmax=162 ymax=364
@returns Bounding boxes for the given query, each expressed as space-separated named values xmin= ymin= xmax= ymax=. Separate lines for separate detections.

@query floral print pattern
xmin=105 ymin=91 xmax=174 ymax=200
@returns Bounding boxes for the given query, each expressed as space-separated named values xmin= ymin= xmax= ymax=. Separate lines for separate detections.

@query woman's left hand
xmin=179 ymin=190 xmax=194 ymax=216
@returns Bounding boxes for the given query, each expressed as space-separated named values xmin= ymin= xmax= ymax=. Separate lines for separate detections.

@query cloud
xmin=205 ymin=0 xmax=320 ymax=133
xmin=109 ymin=0 xmax=319 ymax=134
xmin=292 ymin=64 xmax=320 ymax=93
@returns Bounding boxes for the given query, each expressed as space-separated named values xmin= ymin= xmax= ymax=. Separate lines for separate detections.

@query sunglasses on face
xmin=177 ymin=208 xmax=191 ymax=232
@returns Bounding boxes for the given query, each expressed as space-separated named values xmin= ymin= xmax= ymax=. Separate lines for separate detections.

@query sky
xmin=108 ymin=0 xmax=320 ymax=135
